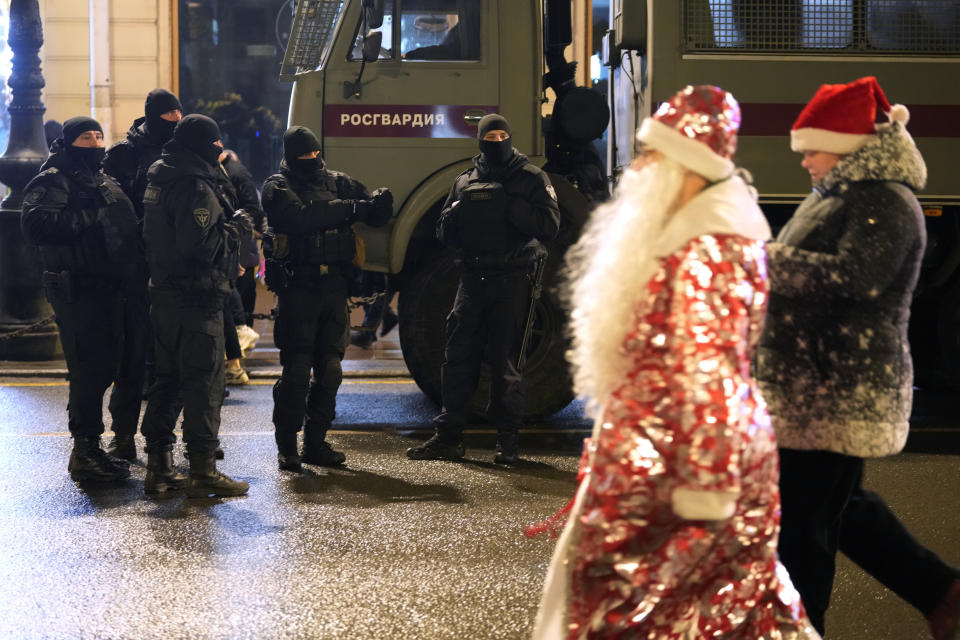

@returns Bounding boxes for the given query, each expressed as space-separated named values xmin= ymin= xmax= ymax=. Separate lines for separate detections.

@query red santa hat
xmin=791 ymin=76 xmax=910 ymax=154
xmin=636 ymin=85 xmax=740 ymax=182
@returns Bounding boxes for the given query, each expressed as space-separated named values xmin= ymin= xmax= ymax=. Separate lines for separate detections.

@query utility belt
xmin=457 ymin=250 xmax=533 ymax=273
xmin=42 ymin=270 xmax=121 ymax=303
xmin=263 ymin=259 xmax=347 ymax=293
xmin=149 ymin=284 xmax=227 ymax=309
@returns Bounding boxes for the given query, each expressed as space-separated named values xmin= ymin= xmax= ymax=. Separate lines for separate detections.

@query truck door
xmin=321 ymin=0 xmax=499 ymax=202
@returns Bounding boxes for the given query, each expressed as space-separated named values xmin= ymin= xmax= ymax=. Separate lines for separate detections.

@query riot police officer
xmin=406 ymin=114 xmax=560 ymax=464
xmin=21 ymin=116 xmax=142 ymax=482
xmin=140 ymin=114 xmax=253 ymax=496
xmin=103 ymin=88 xmax=182 ymax=215
xmin=102 ymin=88 xmax=182 ymax=421
xmin=261 ymin=125 xmax=393 ymax=472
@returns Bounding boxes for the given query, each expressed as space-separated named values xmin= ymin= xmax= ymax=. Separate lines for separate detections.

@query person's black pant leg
xmin=177 ymin=306 xmax=225 ymax=457
xmin=141 ymin=303 xmax=183 ymax=451
xmin=223 ymin=301 xmax=242 ymax=360
xmin=484 ymin=271 xmax=529 ymax=432
xmin=436 ymin=274 xmax=485 ymax=438
xmin=777 ymin=448 xmax=862 ymax=636
xmin=236 ymin=268 xmax=257 ymax=326
xmin=839 ymin=479 xmax=960 ymax=616
xmin=108 ymin=292 xmax=149 ymax=436
xmin=48 ymin=288 xmax=122 ymax=437
xmin=305 ymin=278 xmax=348 ymax=432
xmin=273 ymin=286 xmax=321 ymax=435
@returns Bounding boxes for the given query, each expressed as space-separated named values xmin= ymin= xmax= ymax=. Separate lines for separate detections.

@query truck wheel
xmin=398 ymin=254 xmax=574 ymax=419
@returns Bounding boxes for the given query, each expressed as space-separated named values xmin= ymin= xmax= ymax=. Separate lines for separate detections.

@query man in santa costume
xmin=756 ymin=76 xmax=960 ymax=639
xmin=528 ymin=85 xmax=819 ymax=639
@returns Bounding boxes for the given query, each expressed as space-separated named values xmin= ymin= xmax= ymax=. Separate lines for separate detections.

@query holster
xmin=264 ymin=258 xmax=290 ymax=293
xmin=43 ymin=270 xmax=75 ymax=303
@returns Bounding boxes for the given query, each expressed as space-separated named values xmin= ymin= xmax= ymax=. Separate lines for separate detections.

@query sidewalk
xmin=0 ymin=283 xmax=410 ymax=379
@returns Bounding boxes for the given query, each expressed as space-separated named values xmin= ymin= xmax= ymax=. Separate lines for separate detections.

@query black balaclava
xmin=62 ymin=116 xmax=105 ymax=173
xmin=477 ymin=113 xmax=513 ymax=166
xmin=173 ymin=114 xmax=222 ymax=167
xmin=144 ymin=88 xmax=182 ymax=143
xmin=283 ymin=125 xmax=322 ymax=173
xmin=43 ymin=119 xmax=63 ymax=151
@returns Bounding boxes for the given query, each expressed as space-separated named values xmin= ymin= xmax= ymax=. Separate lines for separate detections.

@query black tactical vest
xmin=457 ymin=178 xmax=508 ymax=254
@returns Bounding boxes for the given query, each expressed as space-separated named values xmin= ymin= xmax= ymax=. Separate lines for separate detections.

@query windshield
xmin=280 ymin=0 xmax=347 ymax=80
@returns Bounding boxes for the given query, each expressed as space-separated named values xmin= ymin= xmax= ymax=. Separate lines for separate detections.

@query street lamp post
xmin=0 ymin=0 xmax=60 ymax=360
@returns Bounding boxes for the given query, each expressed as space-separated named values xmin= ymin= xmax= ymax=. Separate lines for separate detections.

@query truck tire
xmin=397 ymin=173 xmax=591 ymax=419
xmin=397 ymin=253 xmax=574 ymax=419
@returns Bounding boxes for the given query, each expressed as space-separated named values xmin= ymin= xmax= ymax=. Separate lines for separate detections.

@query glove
xmin=367 ymin=187 xmax=394 ymax=227
xmin=228 ymin=209 xmax=255 ymax=235
xmin=345 ymin=199 xmax=375 ymax=224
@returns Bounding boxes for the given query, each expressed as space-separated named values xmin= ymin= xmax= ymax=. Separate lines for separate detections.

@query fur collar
xmin=819 ymin=121 xmax=927 ymax=193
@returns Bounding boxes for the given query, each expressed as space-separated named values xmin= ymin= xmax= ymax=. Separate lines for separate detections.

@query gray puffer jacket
xmin=756 ymin=120 xmax=927 ymax=457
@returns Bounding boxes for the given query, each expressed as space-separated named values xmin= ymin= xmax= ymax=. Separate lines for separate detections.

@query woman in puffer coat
xmin=756 ymin=76 xmax=960 ymax=639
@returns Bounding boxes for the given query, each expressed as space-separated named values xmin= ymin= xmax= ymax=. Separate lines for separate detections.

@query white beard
xmin=563 ymin=159 xmax=687 ymax=415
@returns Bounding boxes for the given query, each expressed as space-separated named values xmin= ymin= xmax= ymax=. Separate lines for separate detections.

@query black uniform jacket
xmin=437 ymin=150 xmax=560 ymax=267
xmin=219 ymin=155 xmax=263 ymax=229
xmin=261 ymin=158 xmax=369 ymax=236
xmin=21 ymin=147 xmax=142 ymax=287
xmin=103 ymin=117 xmax=166 ymax=220
xmin=142 ymin=139 xmax=237 ymax=303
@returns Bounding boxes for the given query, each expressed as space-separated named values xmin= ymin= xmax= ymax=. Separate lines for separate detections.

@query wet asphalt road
xmin=0 ymin=378 xmax=957 ymax=640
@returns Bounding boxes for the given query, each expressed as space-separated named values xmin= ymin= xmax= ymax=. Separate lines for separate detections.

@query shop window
xmin=179 ymin=0 xmax=292 ymax=184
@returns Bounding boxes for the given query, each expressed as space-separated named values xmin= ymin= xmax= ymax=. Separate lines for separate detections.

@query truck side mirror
xmin=361 ymin=30 xmax=383 ymax=63
xmin=363 ymin=0 xmax=385 ymax=29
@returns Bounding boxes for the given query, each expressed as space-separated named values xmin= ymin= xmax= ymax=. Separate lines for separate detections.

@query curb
xmin=0 ymin=367 xmax=412 ymax=379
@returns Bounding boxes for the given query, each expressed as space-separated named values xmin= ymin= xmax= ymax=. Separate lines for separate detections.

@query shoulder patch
xmin=545 ymin=184 xmax=557 ymax=201
xmin=143 ymin=185 xmax=160 ymax=205
xmin=193 ymin=207 xmax=211 ymax=228
xmin=24 ymin=187 xmax=46 ymax=204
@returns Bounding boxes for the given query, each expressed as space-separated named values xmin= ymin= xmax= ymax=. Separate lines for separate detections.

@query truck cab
xmin=282 ymin=0 xmax=601 ymax=415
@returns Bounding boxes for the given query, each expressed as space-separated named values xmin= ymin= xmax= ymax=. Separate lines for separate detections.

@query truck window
xmin=400 ymin=0 xmax=481 ymax=61
xmin=684 ymin=0 xmax=960 ymax=53
xmin=349 ymin=3 xmax=395 ymax=60
xmin=279 ymin=0 xmax=348 ymax=79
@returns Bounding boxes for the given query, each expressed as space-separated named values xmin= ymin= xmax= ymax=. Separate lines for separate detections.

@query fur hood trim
xmin=819 ymin=121 xmax=927 ymax=193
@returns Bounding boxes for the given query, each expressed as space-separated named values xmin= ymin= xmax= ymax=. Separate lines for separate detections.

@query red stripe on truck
xmin=739 ymin=103 xmax=960 ymax=137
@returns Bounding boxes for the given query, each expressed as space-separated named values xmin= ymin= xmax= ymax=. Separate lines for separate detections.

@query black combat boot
xmin=106 ymin=433 xmax=137 ymax=461
xmin=68 ymin=436 xmax=131 ymax=482
xmin=276 ymin=430 xmax=302 ymax=472
xmin=301 ymin=426 xmax=346 ymax=467
xmin=144 ymin=447 xmax=188 ymax=495
xmin=406 ymin=433 xmax=465 ymax=461
xmin=493 ymin=432 xmax=520 ymax=465
xmin=186 ymin=452 xmax=249 ymax=497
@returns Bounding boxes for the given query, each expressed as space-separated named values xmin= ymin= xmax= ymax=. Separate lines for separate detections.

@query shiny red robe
xmin=558 ymin=235 xmax=817 ymax=639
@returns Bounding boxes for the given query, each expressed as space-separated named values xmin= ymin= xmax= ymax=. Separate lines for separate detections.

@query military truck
xmin=281 ymin=0 xmax=960 ymax=415
xmin=280 ymin=0 xmax=609 ymax=416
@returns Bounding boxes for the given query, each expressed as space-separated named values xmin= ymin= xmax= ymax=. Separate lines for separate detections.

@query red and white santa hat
xmin=637 ymin=85 xmax=740 ymax=182
xmin=791 ymin=76 xmax=910 ymax=154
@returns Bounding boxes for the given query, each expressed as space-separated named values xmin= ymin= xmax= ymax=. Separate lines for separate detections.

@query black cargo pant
xmin=778 ymin=448 xmax=960 ymax=635
xmin=140 ymin=301 xmax=224 ymax=456
xmin=272 ymin=276 xmax=349 ymax=440
xmin=46 ymin=285 xmax=124 ymax=438
xmin=106 ymin=290 xmax=150 ymax=436
xmin=434 ymin=268 xmax=529 ymax=442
